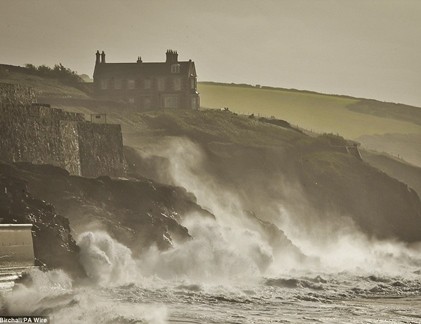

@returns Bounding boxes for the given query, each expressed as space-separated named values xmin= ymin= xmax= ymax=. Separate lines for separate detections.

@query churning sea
xmin=2 ymin=237 xmax=421 ymax=324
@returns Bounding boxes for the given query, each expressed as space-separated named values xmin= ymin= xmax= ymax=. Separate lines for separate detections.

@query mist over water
xmin=2 ymin=137 xmax=421 ymax=323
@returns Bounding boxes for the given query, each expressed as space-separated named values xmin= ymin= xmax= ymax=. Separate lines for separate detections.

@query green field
xmin=198 ymin=82 xmax=421 ymax=139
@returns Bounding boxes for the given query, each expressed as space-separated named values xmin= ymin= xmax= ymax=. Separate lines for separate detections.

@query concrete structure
xmin=0 ymin=83 xmax=125 ymax=177
xmin=93 ymin=50 xmax=200 ymax=110
xmin=0 ymin=224 xmax=34 ymax=265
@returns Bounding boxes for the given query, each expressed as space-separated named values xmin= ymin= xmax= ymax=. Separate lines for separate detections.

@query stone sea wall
xmin=78 ymin=123 xmax=125 ymax=177
xmin=0 ymin=83 xmax=125 ymax=177
xmin=0 ymin=83 xmax=36 ymax=106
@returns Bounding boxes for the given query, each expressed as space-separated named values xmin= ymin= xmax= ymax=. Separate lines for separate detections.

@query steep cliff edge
xmin=360 ymin=150 xmax=421 ymax=197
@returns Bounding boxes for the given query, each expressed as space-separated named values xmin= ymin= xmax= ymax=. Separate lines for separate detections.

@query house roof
xmin=94 ymin=61 xmax=196 ymax=79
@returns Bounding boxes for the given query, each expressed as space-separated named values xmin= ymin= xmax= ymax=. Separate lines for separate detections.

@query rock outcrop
xmin=1 ymin=162 xmax=213 ymax=258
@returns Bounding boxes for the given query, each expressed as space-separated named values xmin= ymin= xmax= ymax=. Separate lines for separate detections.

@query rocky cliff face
xmin=1 ymin=162 xmax=215 ymax=258
xmin=0 ymin=163 xmax=84 ymax=277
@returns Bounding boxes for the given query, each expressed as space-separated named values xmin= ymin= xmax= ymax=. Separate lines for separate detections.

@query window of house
xmin=100 ymin=79 xmax=108 ymax=90
xmin=128 ymin=79 xmax=135 ymax=90
xmin=144 ymin=79 xmax=151 ymax=89
xmin=163 ymin=95 xmax=179 ymax=108
xmin=157 ymin=78 xmax=165 ymax=91
xmin=171 ymin=64 xmax=180 ymax=73
xmin=173 ymin=78 xmax=181 ymax=91
xmin=114 ymin=79 xmax=122 ymax=89
xmin=190 ymin=78 xmax=196 ymax=90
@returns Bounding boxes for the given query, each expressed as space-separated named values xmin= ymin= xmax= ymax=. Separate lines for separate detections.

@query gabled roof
xmin=95 ymin=63 xmax=138 ymax=77
xmin=94 ymin=61 xmax=196 ymax=79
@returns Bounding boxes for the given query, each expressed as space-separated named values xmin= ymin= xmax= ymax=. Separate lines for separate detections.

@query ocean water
xmin=2 ymin=268 xmax=421 ymax=323
xmin=1 ymin=230 xmax=421 ymax=324
xmin=109 ymin=273 xmax=421 ymax=324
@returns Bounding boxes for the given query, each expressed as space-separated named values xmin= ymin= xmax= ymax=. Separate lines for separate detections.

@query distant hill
xmin=198 ymin=82 xmax=421 ymax=139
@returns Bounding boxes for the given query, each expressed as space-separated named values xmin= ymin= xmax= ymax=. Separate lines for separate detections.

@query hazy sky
xmin=1 ymin=0 xmax=420 ymax=106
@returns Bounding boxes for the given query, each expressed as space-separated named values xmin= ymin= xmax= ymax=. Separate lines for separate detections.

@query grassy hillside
xmin=0 ymin=64 xmax=89 ymax=98
xmin=198 ymin=82 xmax=421 ymax=139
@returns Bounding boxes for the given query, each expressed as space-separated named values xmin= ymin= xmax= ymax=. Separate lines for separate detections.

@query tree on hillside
xmin=24 ymin=63 xmax=83 ymax=85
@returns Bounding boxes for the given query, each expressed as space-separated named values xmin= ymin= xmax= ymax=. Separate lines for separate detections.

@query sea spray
xmin=137 ymin=138 xmax=309 ymax=274
xmin=77 ymin=231 xmax=138 ymax=286
xmin=2 ymin=226 xmax=421 ymax=323
xmin=271 ymin=204 xmax=421 ymax=275
xmin=138 ymin=137 xmax=421 ymax=278
xmin=1 ymin=233 xmax=169 ymax=324
xmin=139 ymin=216 xmax=272 ymax=282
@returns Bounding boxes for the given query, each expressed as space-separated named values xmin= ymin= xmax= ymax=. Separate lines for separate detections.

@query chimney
xmin=101 ymin=51 xmax=106 ymax=64
xmin=137 ymin=56 xmax=142 ymax=63
xmin=95 ymin=50 xmax=100 ymax=65
xmin=166 ymin=49 xmax=178 ymax=63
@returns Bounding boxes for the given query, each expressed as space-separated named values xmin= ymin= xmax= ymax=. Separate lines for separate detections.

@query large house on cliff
xmin=93 ymin=50 xmax=199 ymax=110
